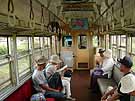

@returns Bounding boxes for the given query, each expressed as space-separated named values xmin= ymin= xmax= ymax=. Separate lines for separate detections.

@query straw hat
xmin=103 ymin=49 xmax=112 ymax=58
xmin=120 ymin=73 xmax=135 ymax=93
xmin=36 ymin=56 xmax=47 ymax=65
xmin=49 ymin=55 xmax=61 ymax=64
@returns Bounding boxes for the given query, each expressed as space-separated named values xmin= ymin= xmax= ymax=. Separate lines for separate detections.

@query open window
xmin=0 ymin=37 xmax=12 ymax=91
xmin=16 ymin=37 xmax=31 ymax=79
xmin=62 ymin=35 xmax=73 ymax=48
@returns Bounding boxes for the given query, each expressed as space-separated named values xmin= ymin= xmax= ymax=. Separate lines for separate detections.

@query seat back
xmin=112 ymin=66 xmax=123 ymax=84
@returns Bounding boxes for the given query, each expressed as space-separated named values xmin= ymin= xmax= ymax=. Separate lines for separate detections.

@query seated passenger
xmin=44 ymin=55 xmax=76 ymax=101
xmin=101 ymin=56 xmax=135 ymax=101
xmin=32 ymin=56 xmax=65 ymax=99
xmin=95 ymin=48 xmax=105 ymax=66
xmin=90 ymin=49 xmax=114 ymax=91
xmin=90 ymin=48 xmax=105 ymax=76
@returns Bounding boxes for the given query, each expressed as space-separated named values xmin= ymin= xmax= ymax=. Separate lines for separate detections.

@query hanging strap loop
xmin=40 ymin=5 xmax=45 ymax=31
xmin=7 ymin=0 xmax=16 ymax=27
xmin=120 ymin=0 xmax=124 ymax=17
xmin=29 ymin=0 xmax=35 ymax=29
xmin=8 ymin=0 xmax=14 ymax=13
xmin=29 ymin=0 xmax=34 ymax=20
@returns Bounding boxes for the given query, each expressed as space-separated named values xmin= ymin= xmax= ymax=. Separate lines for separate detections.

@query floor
xmin=71 ymin=71 xmax=101 ymax=101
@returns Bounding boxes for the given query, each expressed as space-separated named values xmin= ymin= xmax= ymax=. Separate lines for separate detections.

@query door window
xmin=78 ymin=35 xmax=87 ymax=49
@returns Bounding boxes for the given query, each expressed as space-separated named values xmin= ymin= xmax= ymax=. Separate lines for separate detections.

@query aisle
xmin=71 ymin=71 xmax=101 ymax=101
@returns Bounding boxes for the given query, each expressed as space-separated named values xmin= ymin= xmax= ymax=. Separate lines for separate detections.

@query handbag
xmin=64 ymin=70 xmax=72 ymax=77
xmin=31 ymin=93 xmax=46 ymax=101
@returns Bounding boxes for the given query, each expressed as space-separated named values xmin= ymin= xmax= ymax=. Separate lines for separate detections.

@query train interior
xmin=0 ymin=0 xmax=135 ymax=101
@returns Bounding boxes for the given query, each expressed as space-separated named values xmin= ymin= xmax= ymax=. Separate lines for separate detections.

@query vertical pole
xmin=10 ymin=34 xmax=19 ymax=85
xmin=50 ymin=36 xmax=52 ymax=55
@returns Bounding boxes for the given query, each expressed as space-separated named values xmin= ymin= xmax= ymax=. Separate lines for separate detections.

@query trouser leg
xmin=45 ymin=91 xmax=64 ymax=98
xmin=62 ymin=79 xmax=71 ymax=98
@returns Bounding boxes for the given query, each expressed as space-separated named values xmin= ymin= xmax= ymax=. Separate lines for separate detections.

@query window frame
xmin=110 ymin=34 xmax=127 ymax=60
xmin=78 ymin=34 xmax=88 ymax=49
xmin=16 ymin=37 xmax=32 ymax=80
xmin=0 ymin=37 xmax=12 ymax=92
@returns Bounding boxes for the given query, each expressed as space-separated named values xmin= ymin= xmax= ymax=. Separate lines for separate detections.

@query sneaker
xmin=66 ymin=97 xmax=76 ymax=101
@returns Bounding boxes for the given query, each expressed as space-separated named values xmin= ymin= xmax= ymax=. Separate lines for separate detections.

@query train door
xmin=61 ymin=35 xmax=74 ymax=68
xmin=75 ymin=33 xmax=90 ymax=70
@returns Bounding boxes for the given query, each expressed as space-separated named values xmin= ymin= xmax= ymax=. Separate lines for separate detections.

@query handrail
xmin=94 ymin=0 xmax=117 ymax=23
xmin=34 ymin=0 xmax=66 ymax=25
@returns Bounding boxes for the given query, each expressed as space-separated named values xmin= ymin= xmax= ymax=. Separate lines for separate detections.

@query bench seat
xmin=97 ymin=66 xmax=135 ymax=101
xmin=47 ymin=98 xmax=55 ymax=101
xmin=4 ymin=79 xmax=56 ymax=101
xmin=97 ymin=78 xmax=117 ymax=95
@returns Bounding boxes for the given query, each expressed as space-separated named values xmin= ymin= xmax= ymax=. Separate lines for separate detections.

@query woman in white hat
xmin=101 ymin=56 xmax=135 ymax=101
xmin=101 ymin=49 xmax=114 ymax=78
xmin=90 ymin=49 xmax=114 ymax=91
xmin=44 ymin=55 xmax=76 ymax=101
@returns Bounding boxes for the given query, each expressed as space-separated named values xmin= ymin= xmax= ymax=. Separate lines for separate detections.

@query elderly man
xmin=44 ymin=55 xmax=76 ymax=101
xmin=32 ymin=56 xmax=65 ymax=99
xmin=101 ymin=56 xmax=135 ymax=101
xmin=90 ymin=49 xmax=114 ymax=91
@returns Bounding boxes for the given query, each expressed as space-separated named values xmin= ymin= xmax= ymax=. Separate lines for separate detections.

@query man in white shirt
xmin=32 ymin=56 xmax=65 ymax=99
xmin=90 ymin=49 xmax=114 ymax=91
xmin=101 ymin=56 xmax=135 ymax=101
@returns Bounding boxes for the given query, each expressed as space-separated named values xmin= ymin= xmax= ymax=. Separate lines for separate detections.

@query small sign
xmin=71 ymin=18 xmax=89 ymax=30
xmin=63 ymin=2 xmax=95 ymax=11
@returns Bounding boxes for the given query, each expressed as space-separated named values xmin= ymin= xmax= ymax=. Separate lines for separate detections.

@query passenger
xmin=101 ymin=56 xmax=135 ymax=101
xmin=95 ymin=48 xmax=105 ymax=66
xmin=32 ymin=56 xmax=65 ymax=99
xmin=90 ymin=49 xmax=114 ymax=91
xmin=44 ymin=55 xmax=76 ymax=101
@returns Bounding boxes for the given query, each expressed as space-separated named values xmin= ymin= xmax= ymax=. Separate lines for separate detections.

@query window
xmin=34 ymin=37 xmax=41 ymax=50
xmin=0 ymin=35 xmax=51 ymax=100
xmin=43 ymin=37 xmax=49 ymax=58
xmin=118 ymin=35 xmax=126 ymax=58
xmin=16 ymin=37 xmax=31 ymax=79
xmin=92 ymin=36 xmax=98 ymax=47
xmin=131 ymin=37 xmax=135 ymax=53
xmin=62 ymin=36 xmax=72 ymax=47
xmin=111 ymin=35 xmax=117 ymax=59
xmin=0 ymin=37 xmax=12 ymax=91
xmin=34 ymin=37 xmax=42 ymax=58
xmin=52 ymin=36 xmax=57 ymax=54
xmin=105 ymin=34 xmax=110 ymax=49
xmin=111 ymin=35 xmax=117 ymax=45
xmin=112 ymin=47 xmax=117 ymax=59
xmin=78 ymin=35 xmax=87 ymax=49
xmin=120 ymin=35 xmax=126 ymax=47
xmin=110 ymin=35 xmax=127 ymax=59
xmin=132 ymin=56 xmax=135 ymax=71
xmin=129 ymin=37 xmax=135 ymax=71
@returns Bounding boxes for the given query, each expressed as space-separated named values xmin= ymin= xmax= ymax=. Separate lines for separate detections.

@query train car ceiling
xmin=0 ymin=0 xmax=135 ymax=35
